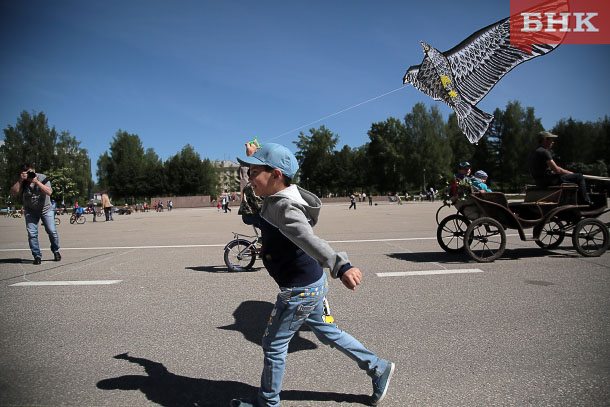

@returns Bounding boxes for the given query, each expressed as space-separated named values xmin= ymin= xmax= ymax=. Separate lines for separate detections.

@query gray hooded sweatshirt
xmin=259 ymin=185 xmax=352 ymax=287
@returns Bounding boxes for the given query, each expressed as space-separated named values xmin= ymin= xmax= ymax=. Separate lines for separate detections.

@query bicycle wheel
xmin=534 ymin=217 xmax=565 ymax=250
xmin=70 ymin=215 xmax=76 ymax=224
xmin=464 ymin=217 xmax=506 ymax=263
xmin=76 ymin=215 xmax=86 ymax=224
xmin=54 ymin=217 xmax=60 ymax=225
xmin=224 ymin=239 xmax=257 ymax=272
xmin=437 ymin=214 xmax=470 ymax=253
xmin=572 ymin=218 xmax=609 ymax=257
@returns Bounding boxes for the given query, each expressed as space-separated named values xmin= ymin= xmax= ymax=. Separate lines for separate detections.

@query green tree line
xmin=2 ymin=104 xmax=608 ymax=206
xmin=96 ymin=130 xmax=219 ymax=201
xmin=295 ymin=102 xmax=610 ymax=196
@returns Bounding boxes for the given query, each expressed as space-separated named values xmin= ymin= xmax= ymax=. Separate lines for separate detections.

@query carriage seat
xmin=524 ymin=184 xmax=578 ymax=205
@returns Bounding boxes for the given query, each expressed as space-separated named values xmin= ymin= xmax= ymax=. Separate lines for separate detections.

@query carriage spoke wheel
xmin=535 ymin=217 xmax=565 ymax=250
xmin=437 ymin=214 xmax=470 ymax=253
xmin=571 ymin=218 xmax=609 ymax=257
xmin=464 ymin=217 xmax=506 ymax=263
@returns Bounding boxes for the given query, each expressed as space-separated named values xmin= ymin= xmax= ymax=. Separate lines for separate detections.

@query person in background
xmin=87 ymin=199 xmax=97 ymax=222
xmin=349 ymin=193 xmax=357 ymax=210
xmin=239 ymin=140 xmax=263 ymax=228
xmin=471 ymin=170 xmax=492 ymax=192
xmin=102 ymin=193 xmax=112 ymax=221
xmin=10 ymin=163 xmax=61 ymax=264
xmin=528 ymin=131 xmax=592 ymax=205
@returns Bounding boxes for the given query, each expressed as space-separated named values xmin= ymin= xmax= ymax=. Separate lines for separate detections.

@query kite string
xmin=268 ymin=85 xmax=406 ymax=141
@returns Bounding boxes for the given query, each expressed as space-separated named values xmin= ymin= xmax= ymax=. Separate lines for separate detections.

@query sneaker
xmin=371 ymin=362 xmax=395 ymax=405
xmin=33 ymin=257 xmax=42 ymax=265
xmin=54 ymin=252 xmax=62 ymax=261
xmin=230 ymin=399 xmax=259 ymax=407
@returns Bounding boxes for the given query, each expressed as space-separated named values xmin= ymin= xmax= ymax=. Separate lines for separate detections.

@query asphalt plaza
xmin=1 ymin=201 xmax=609 ymax=407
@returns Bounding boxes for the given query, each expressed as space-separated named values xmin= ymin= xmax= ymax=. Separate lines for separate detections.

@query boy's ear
xmin=272 ymin=169 xmax=283 ymax=179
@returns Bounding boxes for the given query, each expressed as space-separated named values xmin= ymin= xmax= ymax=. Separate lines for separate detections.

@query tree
xmin=447 ymin=113 xmax=475 ymax=169
xmin=294 ymin=126 xmax=338 ymax=196
xmin=47 ymin=168 xmax=79 ymax=205
xmin=331 ymin=145 xmax=359 ymax=196
xmin=1 ymin=110 xmax=91 ymax=204
xmin=98 ymin=130 xmax=146 ymax=200
xmin=367 ymin=117 xmax=408 ymax=193
xmin=55 ymin=131 xmax=92 ymax=201
xmin=495 ymin=101 xmax=543 ymax=191
xmin=142 ymin=148 xmax=165 ymax=198
xmin=1 ymin=111 xmax=58 ymax=192
xmin=404 ymin=103 xmax=452 ymax=191
xmin=165 ymin=145 xmax=219 ymax=196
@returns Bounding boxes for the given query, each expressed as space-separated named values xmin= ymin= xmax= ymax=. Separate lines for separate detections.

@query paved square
xmin=1 ymin=202 xmax=609 ymax=406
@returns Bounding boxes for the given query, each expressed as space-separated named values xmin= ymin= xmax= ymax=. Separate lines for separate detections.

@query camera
xmin=27 ymin=171 xmax=36 ymax=179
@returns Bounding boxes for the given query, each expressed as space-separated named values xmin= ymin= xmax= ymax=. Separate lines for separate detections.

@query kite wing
xmin=445 ymin=17 xmax=559 ymax=106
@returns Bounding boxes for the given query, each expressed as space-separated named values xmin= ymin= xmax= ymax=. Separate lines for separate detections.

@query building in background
xmin=213 ymin=160 xmax=240 ymax=196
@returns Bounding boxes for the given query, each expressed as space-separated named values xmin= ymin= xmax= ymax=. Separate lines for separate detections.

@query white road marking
xmin=0 ymin=234 xmax=522 ymax=252
xmin=11 ymin=280 xmax=122 ymax=287
xmin=377 ymin=269 xmax=484 ymax=277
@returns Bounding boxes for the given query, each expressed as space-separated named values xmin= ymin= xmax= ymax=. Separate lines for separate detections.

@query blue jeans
xmin=25 ymin=210 xmax=60 ymax=258
xmin=258 ymin=273 xmax=387 ymax=406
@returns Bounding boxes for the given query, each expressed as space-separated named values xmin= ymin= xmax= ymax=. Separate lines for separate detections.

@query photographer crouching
xmin=10 ymin=163 xmax=61 ymax=265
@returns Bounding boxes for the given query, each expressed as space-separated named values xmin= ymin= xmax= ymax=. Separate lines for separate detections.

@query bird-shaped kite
xmin=403 ymin=17 xmax=559 ymax=143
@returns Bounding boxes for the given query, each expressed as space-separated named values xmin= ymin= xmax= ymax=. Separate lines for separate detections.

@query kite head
xmin=420 ymin=41 xmax=431 ymax=53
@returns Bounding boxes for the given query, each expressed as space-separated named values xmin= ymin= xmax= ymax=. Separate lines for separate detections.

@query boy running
xmin=231 ymin=143 xmax=394 ymax=407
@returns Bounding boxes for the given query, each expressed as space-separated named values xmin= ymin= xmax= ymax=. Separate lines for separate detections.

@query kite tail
xmin=455 ymin=101 xmax=494 ymax=144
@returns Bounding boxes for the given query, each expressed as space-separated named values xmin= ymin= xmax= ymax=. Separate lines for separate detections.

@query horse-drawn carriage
xmin=436 ymin=184 xmax=610 ymax=262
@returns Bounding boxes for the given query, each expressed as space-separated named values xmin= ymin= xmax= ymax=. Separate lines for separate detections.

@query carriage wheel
xmin=534 ymin=217 xmax=565 ymax=250
xmin=464 ymin=217 xmax=506 ymax=263
xmin=571 ymin=218 xmax=609 ymax=257
xmin=437 ymin=214 xmax=470 ymax=253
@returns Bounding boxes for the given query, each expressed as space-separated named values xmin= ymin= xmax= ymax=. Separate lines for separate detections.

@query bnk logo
xmin=510 ymin=0 xmax=610 ymax=49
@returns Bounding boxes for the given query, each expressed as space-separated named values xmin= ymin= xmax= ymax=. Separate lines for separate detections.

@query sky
xmin=1 ymin=0 xmax=609 ymax=182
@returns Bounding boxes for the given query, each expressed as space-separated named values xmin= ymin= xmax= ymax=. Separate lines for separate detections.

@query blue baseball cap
xmin=237 ymin=142 xmax=299 ymax=179
xmin=459 ymin=161 xmax=471 ymax=169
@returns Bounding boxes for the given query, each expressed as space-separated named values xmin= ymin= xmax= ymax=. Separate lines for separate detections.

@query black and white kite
xmin=403 ymin=17 xmax=559 ymax=144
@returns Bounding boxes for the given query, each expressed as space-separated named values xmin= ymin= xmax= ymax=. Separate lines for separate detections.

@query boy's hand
xmin=245 ymin=140 xmax=259 ymax=156
xmin=341 ymin=268 xmax=362 ymax=291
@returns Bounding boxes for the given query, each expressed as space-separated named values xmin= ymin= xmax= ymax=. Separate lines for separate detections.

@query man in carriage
xmin=528 ymin=131 xmax=593 ymax=206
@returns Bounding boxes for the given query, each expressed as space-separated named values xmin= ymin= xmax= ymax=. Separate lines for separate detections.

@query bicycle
xmin=224 ymin=226 xmax=261 ymax=272
xmin=69 ymin=213 xmax=86 ymax=224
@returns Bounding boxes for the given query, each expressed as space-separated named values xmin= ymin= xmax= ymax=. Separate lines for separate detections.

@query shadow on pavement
xmin=218 ymin=300 xmax=318 ymax=353
xmin=0 ymin=258 xmax=26 ymax=264
xmin=185 ymin=265 xmax=261 ymax=273
xmin=387 ymin=246 xmax=578 ymax=263
xmin=97 ymin=353 xmax=370 ymax=407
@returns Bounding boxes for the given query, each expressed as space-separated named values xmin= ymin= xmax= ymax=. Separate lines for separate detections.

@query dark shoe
xmin=33 ymin=257 xmax=42 ymax=265
xmin=371 ymin=362 xmax=395 ymax=405
xmin=230 ymin=399 xmax=259 ymax=407
xmin=54 ymin=252 xmax=61 ymax=261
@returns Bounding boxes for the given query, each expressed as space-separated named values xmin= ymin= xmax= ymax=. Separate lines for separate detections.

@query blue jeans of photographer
xmin=258 ymin=273 xmax=387 ymax=406
xmin=25 ymin=210 xmax=60 ymax=258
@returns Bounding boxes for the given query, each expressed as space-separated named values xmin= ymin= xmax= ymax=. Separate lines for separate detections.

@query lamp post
xmin=423 ymin=168 xmax=426 ymax=193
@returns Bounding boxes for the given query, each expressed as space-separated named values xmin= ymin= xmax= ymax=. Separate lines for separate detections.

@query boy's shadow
xmin=218 ymin=300 xmax=317 ymax=353
xmin=97 ymin=352 xmax=370 ymax=406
